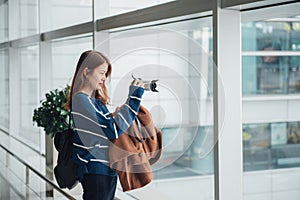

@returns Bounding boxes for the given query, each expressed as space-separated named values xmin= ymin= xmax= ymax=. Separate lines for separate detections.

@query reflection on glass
xmin=40 ymin=0 xmax=92 ymax=32
xmin=243 ymin=122 xmax=300 ymax=171
xmin=289 ymin=64 xmax=300 ymax=94
xmin=106 ymin=17 xmax=214 ymax=187
xmin=51 ymin=36 xmax=92 ymax=88
xmin=96 ymin=0 xmax=175 ymax=18
xmin=256 ymin=53 xmax=285 ymax=94
xmin=168 ymin=126 xmax=214 ymax=176
xmin=19 ymin=45 xmax=39 ymax=149
xmin=0 ymin=50 xmax=9 ymax=131
xmin=242 ymin=18 xmax=300 ymax=51
xmin=288 ymin=122 xmax=300 ymax=144
xmin=242 ymin=56 xmax=300 ymax=95
xmin=9 ymin=0 xmax=39 ymax=40
xmin=242 ymin=16 xmax=300 ymax=95
xmin=0 ymin=0 xmax=8 ymax=43
xmin=243 ymin=123 xmax=271 ymax=171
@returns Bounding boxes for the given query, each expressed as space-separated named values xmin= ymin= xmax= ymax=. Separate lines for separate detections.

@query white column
xmin=39 ymin=41 xmax=54 ymax=196
xmin=213 ymin=1 xmax=243 ymax=200
xmin=39 ymin=41 xmax=53 ymax=157
xmin=9 ymin=47 xmax=20 ymax=137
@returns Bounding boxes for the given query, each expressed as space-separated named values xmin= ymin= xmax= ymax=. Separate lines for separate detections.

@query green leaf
xmin=32 ymin=84 xmax=70 ymax=138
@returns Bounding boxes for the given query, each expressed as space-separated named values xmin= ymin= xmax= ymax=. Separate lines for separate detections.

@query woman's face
xmin=87 ymin=62 xmax=108 ymax=91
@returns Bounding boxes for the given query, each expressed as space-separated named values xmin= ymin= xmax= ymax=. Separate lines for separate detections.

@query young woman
xmin=65 ymin=50 xmax=144 ymax=200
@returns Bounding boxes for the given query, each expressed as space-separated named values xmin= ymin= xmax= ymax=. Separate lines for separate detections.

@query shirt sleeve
xmin=72 ymin=85 xmax=144 ymax=140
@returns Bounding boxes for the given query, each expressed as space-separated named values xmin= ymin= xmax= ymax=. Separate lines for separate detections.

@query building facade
xmin=0 ymin=0 xmax=300 ymax=199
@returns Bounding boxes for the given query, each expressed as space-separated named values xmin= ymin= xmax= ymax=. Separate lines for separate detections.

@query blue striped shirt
xmin=71 ymin=86 xmax=144 ymax=180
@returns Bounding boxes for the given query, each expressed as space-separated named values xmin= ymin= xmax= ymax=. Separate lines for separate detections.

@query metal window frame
xmin=243 ymin=51 xmax=300 ymax=56
xmin=1 ymin=0 xmax=293 ymax=49
xmin=96 ymin=0 xmax=212 ymax=31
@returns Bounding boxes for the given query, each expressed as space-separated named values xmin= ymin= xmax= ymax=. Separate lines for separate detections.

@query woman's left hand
xmin=131 ymin=79 xmax=144 ymax=88
xmin=111 ymin=106 xmax=121 ymax=117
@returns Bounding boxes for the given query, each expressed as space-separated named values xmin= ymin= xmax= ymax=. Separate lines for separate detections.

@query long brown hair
xmin=65 ymin=50 xmax=112 ymax=110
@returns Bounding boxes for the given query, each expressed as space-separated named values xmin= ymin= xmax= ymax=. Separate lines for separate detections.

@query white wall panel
xmin=244 ymin=168 xmax=300 ymax=200
xmin=243 ymin=99 xmax=300 ymax=123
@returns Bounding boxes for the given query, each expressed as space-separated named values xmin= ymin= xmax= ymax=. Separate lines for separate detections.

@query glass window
xmin=243 ymin=123 xmax=271 ymax=171
xmin=98 ymin=16 xmax=214 ymax=199
xmin=288 ymin=122 xmax=300 ymax=144
xmin=243 ymin=122 xmax=300 ymax=171
xmin=167 ymin=126 xmax=214 ymax=177
xmin=40 ymin=0 xmax=92 ymax=32
xmin=242 ymin=18 xmax=300 ymax=51
xmin=51 ymin=35 xmax=93 ymax=88
xmin=0 ymin=49 xmax=9 ymax=132
xmin=9 ymin=0 xmax=39 ymax=40
xmin=243 ymin=8 xmax=300 ymax=200
xmin=274 ymin=122 xmax=300 ymax=168
xmin=18 ymin=45 xmax=40 ymax=149
xmin=242 ymin=15 xmax=300 ymax=96
xmin=0 ymin=0 xmax=8 ymax=43
xmin=289 ymin=62 xmax=300 ymax=93
xmin=242 ymin=56 xmax=300 ymax=95
xmin=96 ymin=0 xmax=175 ymax=19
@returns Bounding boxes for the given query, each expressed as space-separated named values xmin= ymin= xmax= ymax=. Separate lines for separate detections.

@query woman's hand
xmin=111 ymin=106 xmax=121 ymax=117
xmin=131 ymin=79 xmax=144 ymax=88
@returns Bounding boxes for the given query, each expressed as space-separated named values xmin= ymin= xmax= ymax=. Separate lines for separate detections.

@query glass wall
xmin=40 ymin=0 xmax=92 ymax=32
xmin=96 ymin=0 xmax=175 ymax=18
xmin=0 ymin=0 xmax=8 ymax=43
xmin=0 ymin=49 xmax=9 ymax=132
xmin=17 ymin=45 xmax=40 ymax=149
xmin=9 ymin=0 xmax=39 ymax=40
xmin=96 ymin=16 xmax=214 ymax=199
xmin=242 ymin=7 xmax=300 ymax=200
xmin=242 ymin=17 xmax=300 ymax=95
xmin=51 ymin=35 xmax=93 ymax=88
xmin=106 ymin=17 xmax=214 ymax=177
xmin=242 ymin=14 xmax=300 ymax=171
xmin=243 ymin=122 xmax=300 ymax=171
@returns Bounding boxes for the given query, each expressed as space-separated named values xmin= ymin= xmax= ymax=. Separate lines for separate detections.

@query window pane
xmin=51 ymin=35 xmax=93 ymax=88
xmin=242 ymin=17 xmax=300 ymax=51
xmin=40 ymin=0 xmax=92 ymax=32
xmin=19 ymin=45 xmax=40 ymax=149
xmin=288 ymin=122 xmax=300 ymax=144
xmin=243 ymin=123 xmax=271 ymax=171
xmin=242 ymin=56 xmax=300 ymax=95
xmin=98 ymin=16 xmax=214 ymax=199
xmin=0 ymin=0 xmax=8 ymax=43
xmin=9 ymin=0 xmax=39 ymax=40
xmin=96 ymin=0 xmax=175 ymax=19
xmin=243 ymin=122 xmax=300 ymax=171
xmin=242 ymin=8 xmax=300 ymax=200
xmin=0 ymin=49 xmax=9 ymax=131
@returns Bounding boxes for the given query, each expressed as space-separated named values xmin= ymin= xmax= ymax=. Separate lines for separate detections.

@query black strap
xmin=68 ymin=111 xmax=72 ymax=129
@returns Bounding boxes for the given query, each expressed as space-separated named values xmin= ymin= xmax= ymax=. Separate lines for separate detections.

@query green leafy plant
xmin=32 ymin=85 xmax=70 ymax=138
